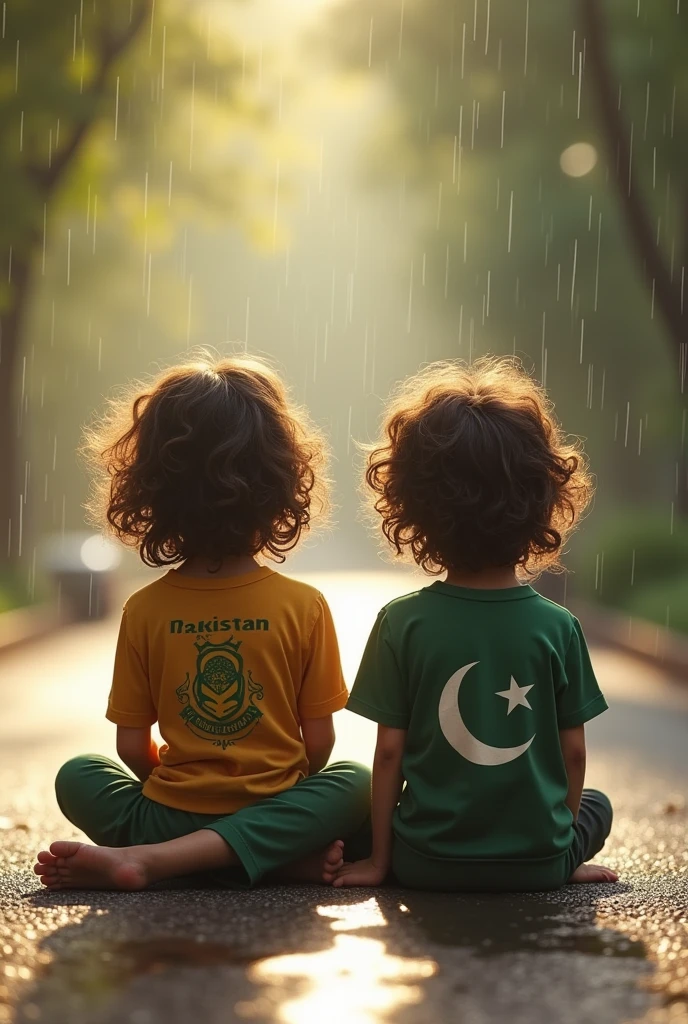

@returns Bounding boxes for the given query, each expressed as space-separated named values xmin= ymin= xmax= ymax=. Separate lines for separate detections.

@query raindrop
xmin=189 ymin=62 xmax=196 ymax=170
xmin=624 ymin=402 xmax=631 ymax=448
xmin=576 ymin=50 xmax=582 ymax=118
xmin=594 ymin=213 xmax=602 ymax=311
xmin=114 ymin=77 xmax=120 ymax=140
xmin=500 ymin=91 xmax=506 ymax=148
xmin=186 ymin=275 xmax=193 ymax=347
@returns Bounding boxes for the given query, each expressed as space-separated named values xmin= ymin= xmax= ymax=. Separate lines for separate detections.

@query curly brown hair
xmin=85 ymin=354 xmax=328 ymax=567
xmin=365 ymin=357 xmax=593 ymax=577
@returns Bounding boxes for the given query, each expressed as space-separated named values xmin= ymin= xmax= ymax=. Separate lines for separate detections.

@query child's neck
xmin=444 ymin=566 xmax=519 ymax=590
xmin=176 ymin=554 xmax=261 ymax=579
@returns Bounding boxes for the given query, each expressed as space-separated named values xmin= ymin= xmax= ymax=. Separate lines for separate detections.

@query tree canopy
xmin=0 ymin=0 xmax=273 ymax=576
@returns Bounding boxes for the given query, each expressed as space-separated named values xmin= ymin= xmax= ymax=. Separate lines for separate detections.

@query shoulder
xmin=370 ymin=588 xmax=430 ymax=636
xmin=267 ymin=572 xmax=331 ymax=632
xmin=122 ymin=575 xmax=170 ymax=619
xmin=529 ymin=592 xmax=579 ymax=644
xmin=267 ymin=571 xmax=323 ymax=603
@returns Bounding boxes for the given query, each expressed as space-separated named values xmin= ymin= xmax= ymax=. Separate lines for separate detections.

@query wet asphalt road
xmin=0 ymin=572 xmax=687 ymax=1024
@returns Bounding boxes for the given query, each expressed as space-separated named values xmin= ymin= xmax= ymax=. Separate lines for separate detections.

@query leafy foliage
xmin=0 ymin=0 xmax=270 ymax=281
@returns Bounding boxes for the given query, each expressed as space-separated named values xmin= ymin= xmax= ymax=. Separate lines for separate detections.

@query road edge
xmin=0 ymin=604 xmax=61 ymax=658
xmin=571 ymin=600 xmax=688 ymax=683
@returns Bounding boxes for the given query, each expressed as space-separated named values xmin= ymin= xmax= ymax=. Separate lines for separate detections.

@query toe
xmin=36 ymin=850 xmax=56 ymax=864
xmin=325 ymin=842 xmax=345 ymax=866
xmin=34 ymin=861 xmax=57 ymax=875
xmin=50 ymin=840 xmax=81 ymax=859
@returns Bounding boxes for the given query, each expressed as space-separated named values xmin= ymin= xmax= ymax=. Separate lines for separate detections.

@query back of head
xmin=366 ymin=356 xmax=592 ymax=576
xmin=86 ymin=355 xmax=327 ymax=566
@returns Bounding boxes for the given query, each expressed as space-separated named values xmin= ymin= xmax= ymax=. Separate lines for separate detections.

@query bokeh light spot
xmin=79 ymin=536 xmax=121 ymax=573
xmin=560 ymin=142 xmax=598 ymax=177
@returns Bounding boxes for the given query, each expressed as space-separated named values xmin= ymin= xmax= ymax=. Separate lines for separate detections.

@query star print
xmin=495 ymin=677 xmax=534 ymax=715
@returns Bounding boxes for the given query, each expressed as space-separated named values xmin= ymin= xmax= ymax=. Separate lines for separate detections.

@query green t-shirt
xmin=347 ymin=581 xmax=607 ymax=865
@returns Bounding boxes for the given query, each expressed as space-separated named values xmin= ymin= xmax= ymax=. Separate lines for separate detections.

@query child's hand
xmin=333 ymin=857 xmax=387 ymax=887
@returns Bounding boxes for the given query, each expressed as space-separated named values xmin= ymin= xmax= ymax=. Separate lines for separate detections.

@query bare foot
xmin=569 ymin=862 xmax=618 ymax=884
xmin=333 ymin=856 xmax=387 ymax=888
xmin=33 ymin=841 xmax=149 ymax=891
xmin=278 ymin=840 xmax=345 ymax=884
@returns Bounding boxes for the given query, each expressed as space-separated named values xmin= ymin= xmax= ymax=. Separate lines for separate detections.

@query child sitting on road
xmin=35 ymin=355 xmax=369 ymax=890
xmin=335 ymin=357 xmax=618 ymax=892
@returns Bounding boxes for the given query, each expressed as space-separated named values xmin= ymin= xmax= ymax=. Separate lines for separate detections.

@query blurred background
xmin=1 ymin=0 xmax=687 ymax=631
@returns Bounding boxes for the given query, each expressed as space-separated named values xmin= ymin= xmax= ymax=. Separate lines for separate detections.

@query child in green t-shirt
xmin=335 ymin=357 xmax=618 ymax=892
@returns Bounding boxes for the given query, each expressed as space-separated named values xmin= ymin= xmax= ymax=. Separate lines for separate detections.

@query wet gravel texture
xmin=0 ymin=596 xmax=687 ymax=1024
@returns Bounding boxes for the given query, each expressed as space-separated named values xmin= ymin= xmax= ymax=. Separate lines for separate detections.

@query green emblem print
xmin=176 ymin=636 xmax=263 ymax=749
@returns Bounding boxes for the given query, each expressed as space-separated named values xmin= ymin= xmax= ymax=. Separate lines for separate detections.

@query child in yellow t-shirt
xmin=34 ymin=356 xmax=370 ymax=891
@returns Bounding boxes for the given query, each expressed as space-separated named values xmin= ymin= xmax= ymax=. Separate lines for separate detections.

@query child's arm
xmin=117 ymin=726 xmax=160 ymax=783
xmin=334 ymin=724 xmax=406 ymax=887
xmin=301 ymin=715 xmax=335 ymax=775
xmin=559 ymin=724 xmax=586 ymax=820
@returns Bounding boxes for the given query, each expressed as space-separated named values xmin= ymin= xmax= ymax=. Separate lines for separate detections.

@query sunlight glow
xmin=317 ymin=897 xmax=387 ymax=931
xmin=247 ymin=934 xmax=437 ymax=1024
xmin=236 ymin=899 xmax=437 ymax=1024
xmin=560 ymin=142 xmax=598 ymax=177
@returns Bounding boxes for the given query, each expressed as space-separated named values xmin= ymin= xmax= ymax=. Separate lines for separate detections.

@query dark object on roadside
xmin=43 ymin=533 xmax=121 ymax=622
xmin=661 ymin=796 xmax=685 ymax=815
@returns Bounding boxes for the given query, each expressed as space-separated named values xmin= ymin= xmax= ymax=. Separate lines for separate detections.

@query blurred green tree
xmin=327 ymin=0 xmax=688 ymax=517
xmin=0 ymin=0 xmax=266 ymax=574
xmin=581 ymin=0 xmax=688 ymax=365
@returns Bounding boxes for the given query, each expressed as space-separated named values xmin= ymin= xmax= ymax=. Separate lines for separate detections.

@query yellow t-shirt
xmin=106 ymin=567 xmax=348 ymax=814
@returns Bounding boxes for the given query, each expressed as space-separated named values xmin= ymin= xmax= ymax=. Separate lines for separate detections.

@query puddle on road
xmin=19 ymin=896 xmax=651 ymax=1024
xmin=393 ymin=893 xmax=647 ymax=959
xmin=40 ymin=936 xmax=257 ymax=998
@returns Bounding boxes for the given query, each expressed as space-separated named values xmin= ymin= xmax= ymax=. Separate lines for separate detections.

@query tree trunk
xmin=579 ymin=0 xmax=688 ymax=513
xmin=579 ymin=0 xmax=688 ymax=348
xmin=0 ymin=3 xmax=152 ymax=580
xmin=0 ymin=255 xmax=33 ymax=576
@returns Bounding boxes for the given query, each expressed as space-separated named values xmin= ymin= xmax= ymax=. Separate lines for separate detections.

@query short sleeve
xmin=556 ymin=618 xmax=608 ymax=729
xmin=297 ymin=595 xmax=348 ymax=718
xmin=106 ymin=609 xmax=157 ymax=728
xmin=346 ymin=610 xmax=409 ymax=729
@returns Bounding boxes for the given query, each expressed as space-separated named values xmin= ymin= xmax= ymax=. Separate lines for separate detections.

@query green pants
xmin=55 ymin=755 xmax=371 ymax=887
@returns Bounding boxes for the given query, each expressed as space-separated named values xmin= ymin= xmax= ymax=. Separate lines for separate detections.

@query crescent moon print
xmin=438 ymin=662 xmax=535 ymax=766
